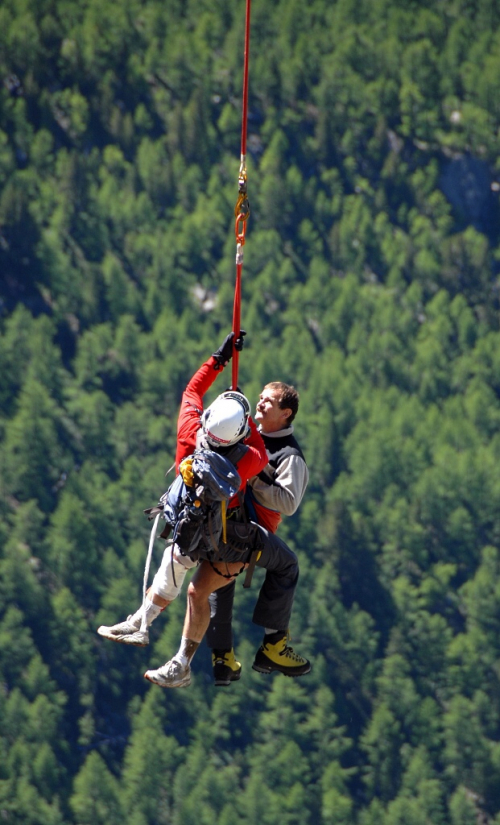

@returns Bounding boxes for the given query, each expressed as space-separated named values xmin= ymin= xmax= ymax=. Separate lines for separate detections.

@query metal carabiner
xmin=234 ymin=190 xmax=250 ymax=219
xmin=235 ymin=212 xmax=248 ymax=246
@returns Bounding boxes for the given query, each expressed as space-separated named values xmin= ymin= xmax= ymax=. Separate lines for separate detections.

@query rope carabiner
xmin=234 ymin=189 xmax=250 ymax=220
xmin=234 ymin=160 xmax=250 ymax=242
xmin=235 ymin=211 xmax=249 ymax=247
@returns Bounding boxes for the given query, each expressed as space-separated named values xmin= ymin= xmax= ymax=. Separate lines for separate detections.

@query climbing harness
xmin=232 ymin=0 xmax=252 ymax=392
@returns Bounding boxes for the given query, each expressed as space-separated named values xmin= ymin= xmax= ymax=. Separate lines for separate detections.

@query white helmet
xmin=201 ymin=391 xmax=251 ymax=447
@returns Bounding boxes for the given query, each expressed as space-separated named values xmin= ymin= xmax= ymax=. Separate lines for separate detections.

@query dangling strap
xmin=243 ymin=547 xmax=261 ymax=589
xmin=235 ymin=490 xmax=261 ymax=589
xmin=221 ymin=499 xmax=227 ymax=544
xmin=141 ymin=512 xmax=160 ymax=633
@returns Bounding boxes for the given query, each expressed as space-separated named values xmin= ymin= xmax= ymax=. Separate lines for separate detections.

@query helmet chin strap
xmin=200 ymin=428 xmax=247 ymax=450
xmin=196 ymin=430 xmax=209 ymax=450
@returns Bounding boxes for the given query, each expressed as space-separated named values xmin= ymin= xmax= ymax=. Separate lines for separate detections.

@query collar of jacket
xmin=257 ymin=425 xmax=294 ymax=438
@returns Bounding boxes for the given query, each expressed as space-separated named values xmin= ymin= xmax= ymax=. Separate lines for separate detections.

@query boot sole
xmin=252 ymin=662 xmax=312 ymax=677
xmin=214 ymin=672 xmax=242 ymax=687
xmin=114 ymin=638 xmax=149 ymax=647
xmin=97 ymin=630 xmax=149 ymax=647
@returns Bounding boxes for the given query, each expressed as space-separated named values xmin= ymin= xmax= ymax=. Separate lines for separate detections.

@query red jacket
xmin=175 ymin=357 xmax=268 ymax=506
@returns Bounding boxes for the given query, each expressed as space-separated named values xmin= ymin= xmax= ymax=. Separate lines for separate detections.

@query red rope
xmin=240 ymin=0 xmax=251 ymax=159
xmin=231 ymin=262 xmax=242 ymax=390
xmin=232 ymin=0 xmax=251 ymax=391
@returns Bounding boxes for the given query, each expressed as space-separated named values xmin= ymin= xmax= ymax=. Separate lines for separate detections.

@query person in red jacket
xmin=174 ymin=341 xmax=266 ymax=485
xmin=98 ymin=333 xmax=311 ymax=688
xmin=98 ymin=331 xmax=265 ymax=633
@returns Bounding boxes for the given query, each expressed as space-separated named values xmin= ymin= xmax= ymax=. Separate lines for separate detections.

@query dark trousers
xmin=206 ymin=525 xmax=299 ymax=649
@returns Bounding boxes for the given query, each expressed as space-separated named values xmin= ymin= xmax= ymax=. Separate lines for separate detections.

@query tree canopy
xmin=2 ymin=0 xmax=500 ymax=823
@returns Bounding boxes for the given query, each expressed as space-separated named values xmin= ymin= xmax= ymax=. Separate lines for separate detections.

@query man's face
xmin=255 ymin=387 xmax=292 ymax=433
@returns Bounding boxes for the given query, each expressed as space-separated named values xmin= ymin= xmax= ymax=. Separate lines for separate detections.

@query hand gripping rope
xmin=232 ymin=0 xmax=252 ymax=391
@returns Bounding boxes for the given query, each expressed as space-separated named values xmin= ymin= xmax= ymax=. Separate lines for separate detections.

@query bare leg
xmin=183 ymin=560 xmax=248 ymax=643
xmin=143 ymin=560 xmax=247 ymax=688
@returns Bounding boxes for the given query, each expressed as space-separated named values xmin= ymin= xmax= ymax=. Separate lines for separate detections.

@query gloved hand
xmin=212 ymin=330 xmax=246 ymax=367
xmin=234 ymin=330 xmax=246 ymax=351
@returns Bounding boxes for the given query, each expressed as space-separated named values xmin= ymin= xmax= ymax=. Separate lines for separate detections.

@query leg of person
xmin=144 ymin=560 xmax=244 ymax=688
xmin=207 ymin=582 xmax=242 ymax=687
xmin=207 ymin=582 xmax=236 ymax=651
xmin=251 ymin=529 xmax=311 ymax=677
xmin=97 ymin=543 xmax=197 ymax=646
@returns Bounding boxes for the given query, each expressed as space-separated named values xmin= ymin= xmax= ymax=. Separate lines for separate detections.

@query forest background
xmin=2 ymin=0 xmax=500 ymax=823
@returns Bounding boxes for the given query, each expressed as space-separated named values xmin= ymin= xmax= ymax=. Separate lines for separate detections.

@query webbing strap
xmin=140 ymin=512 xmax=160 ymax=632
xmin=243 ymin=548 xmax=261 ymax=589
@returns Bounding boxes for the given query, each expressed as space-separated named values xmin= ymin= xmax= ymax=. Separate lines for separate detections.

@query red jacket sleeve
xmin=175 ymin=356 xmax=223 ymax=468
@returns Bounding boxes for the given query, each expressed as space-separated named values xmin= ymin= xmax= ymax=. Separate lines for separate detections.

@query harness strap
xmin=243 ymin=548 xmax=261 ymax=589
xmin=209 ymin=559 xmax=247 ymax=579
xmin=144 ymin=505 xmax=171 ymax=540
xmin=237 ymin=488 xmax=261 ymax=588
xmin=221 ymin=499 xmax=227 ymax=543
xmin=207 ymin=509 xmax=221 ymax=555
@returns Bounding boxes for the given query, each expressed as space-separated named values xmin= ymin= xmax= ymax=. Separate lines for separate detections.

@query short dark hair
xmin=264 ymin=382 xmax=299 ymax=425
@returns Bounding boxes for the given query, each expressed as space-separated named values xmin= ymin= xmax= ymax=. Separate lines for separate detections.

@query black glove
xmin=234 ymin=330 xmax=246 ymax=351
xmin=212 ymin=330 xmax=246 ymax=367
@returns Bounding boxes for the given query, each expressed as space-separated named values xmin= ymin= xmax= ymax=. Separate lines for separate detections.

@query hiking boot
xmin=97 ymin=616 xmax=149 ymax=647
xmin=144 ymin=658 xmax=191 ymax=688
xmin=252 ymin=634 xmax=311 ymax=677
xmin=212 ymin=648 xmax=242 ymax=687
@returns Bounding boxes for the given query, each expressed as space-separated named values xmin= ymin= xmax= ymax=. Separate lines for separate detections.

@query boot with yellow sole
xmin=252 ymin=632 xmax=311 ymax=677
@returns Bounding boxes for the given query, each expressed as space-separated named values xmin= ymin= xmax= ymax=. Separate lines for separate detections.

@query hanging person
xmin=97 ymin=330 xmax=264 ymax=642
xmin=97 ymin=333 xmax=311 ymax=686
xmin=207 ymin=380 xmax=309 ymax=686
